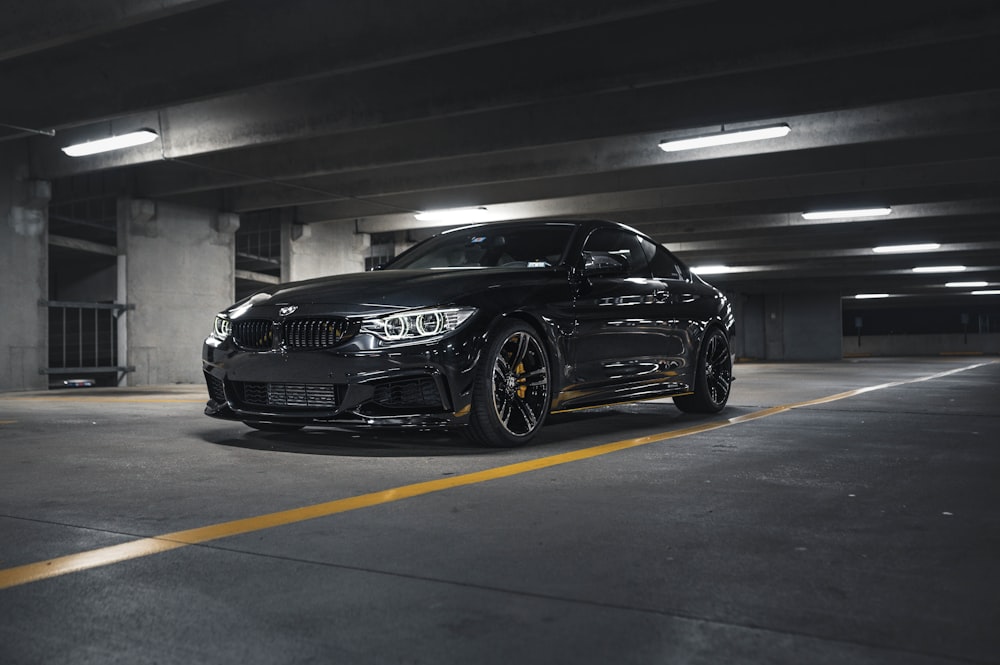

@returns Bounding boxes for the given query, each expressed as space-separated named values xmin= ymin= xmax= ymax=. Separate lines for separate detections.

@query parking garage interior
xmin=1 ymin=2 xmax=999 ymax=663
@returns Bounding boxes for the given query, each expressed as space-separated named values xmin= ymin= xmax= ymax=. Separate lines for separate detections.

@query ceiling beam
xmin=27 ymin=26 xmax=1000 ymax=178
xmin=302 ymin=154 xmax=1000 ymax=226
xmin=222 ymin=125 xmax=1000 ymax=213
xmin=0 ymin=0 xmax=230 ymax=61
xmin=5 ymin=0 xmax=708 ymax=132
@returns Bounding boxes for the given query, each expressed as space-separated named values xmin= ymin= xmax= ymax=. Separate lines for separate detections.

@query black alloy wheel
xmin=674 ymin=327 xmax=732 ymax=414
xmin=467 ymin=320 xmax=550 ymax=447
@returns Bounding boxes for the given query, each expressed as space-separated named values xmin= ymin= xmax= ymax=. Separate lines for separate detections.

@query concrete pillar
xmin=281 ymin=220 xmax=369 ymax=282
xmin=1 ymin=144 xmax=49 ymax=391
xmin=118 ymin=199 xmax=238 ymax=386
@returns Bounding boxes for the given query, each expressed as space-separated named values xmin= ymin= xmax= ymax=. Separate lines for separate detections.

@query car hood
xmin=227 ymin=268 xmax=561 ymax=318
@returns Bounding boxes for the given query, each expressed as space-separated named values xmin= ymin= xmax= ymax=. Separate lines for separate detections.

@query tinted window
xmin=582 ymin=228 xmax=650 ymax=277
xmin=640 ymin=237 xmax=684 ymax=280
xmin=387 ymin=224 xmax=575 ymax=270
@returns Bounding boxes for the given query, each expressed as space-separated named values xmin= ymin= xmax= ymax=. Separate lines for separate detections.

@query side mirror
xmin=580 ymin=251 xmax=630 ymax=277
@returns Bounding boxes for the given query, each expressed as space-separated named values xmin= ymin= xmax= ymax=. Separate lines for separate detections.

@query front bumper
xmin=202 ymin=327 xmax=484 ymax=429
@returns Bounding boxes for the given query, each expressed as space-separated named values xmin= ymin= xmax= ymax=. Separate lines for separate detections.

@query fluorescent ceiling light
xmin=61 ymin=129 xmax=158 ymax=157
xmin=855 ymin=293 xmax=890 ymax=299
xmin=973 ymin=290 xmax=1000 ymax=295
xmin=658 ymin=124 xmax=790 ymax=152
xmin=872 ymin=243 xmax=940 ymax=254
xmin=802 ymin=207 xmax=892 ymax=220
xmin=946 ymin=281 xmax=987 ymax=288
xmin=414 ymin=207 xmax=494 ymax=223
xmin=912 ymin=265 xmax=966 ymax=274
xmin=690 ymin=265 xmax=731 ymax=275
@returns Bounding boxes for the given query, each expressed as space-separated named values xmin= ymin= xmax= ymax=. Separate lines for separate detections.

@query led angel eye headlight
xmin=212 ymin=315 xmax=232 ymax=340
xmin=383 ymin=316 xmax=407 ymax=340
xmin=416 ymin=311 xmax=444 ymax=335
xmin=361 ymin=307 xmax=475 ymax=343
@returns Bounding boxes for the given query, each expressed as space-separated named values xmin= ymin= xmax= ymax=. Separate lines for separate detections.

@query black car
xmin=203 ymin=219 xmax=734 ymax=447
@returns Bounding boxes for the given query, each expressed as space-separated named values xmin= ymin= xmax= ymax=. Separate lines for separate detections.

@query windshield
xmin=385 ymin=223 xmax=576 ymax=270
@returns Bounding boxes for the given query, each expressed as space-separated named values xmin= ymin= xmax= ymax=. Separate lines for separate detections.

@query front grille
xmin=232 ymin=319 xmax=273 ymax=350
xmin=239 ymin=382 xmax=338 ymax=409
xmin=232 ymin=318 xmax=354 ymax=351
xmin=373 ymin=377 xmax=443 ymax=409
xmin=283 ymin=318 xmax=352 ymax=349
xmin=204 ymin=372 xmax=226 ymax=403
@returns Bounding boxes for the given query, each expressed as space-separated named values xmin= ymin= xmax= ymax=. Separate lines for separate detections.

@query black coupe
xmin=203 ymin=219 xmax=734 ymax=446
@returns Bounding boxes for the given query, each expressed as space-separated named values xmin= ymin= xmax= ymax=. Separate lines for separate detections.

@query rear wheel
xmin=674 ymin=327 xmax=732 ymax=414
xmin=466 ymin=320 xmax=550 ymax=447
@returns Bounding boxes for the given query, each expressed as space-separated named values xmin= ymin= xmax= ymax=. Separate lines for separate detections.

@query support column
xmin=118 ymin=199 xmax=239 ymax=385
xmin=281 ymin=220 xmax=369 ymax=282
xmin=1 ymin=145 xmax=49 ymax=391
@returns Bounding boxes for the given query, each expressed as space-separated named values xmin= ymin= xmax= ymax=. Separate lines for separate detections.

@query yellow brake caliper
xmin=515 ymin=362 xmax=528 ymax=399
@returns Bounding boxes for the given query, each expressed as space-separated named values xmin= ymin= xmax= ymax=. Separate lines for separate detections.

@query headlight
xmin=360 ymin=307 xmax=476 ymax=343
xmin=211 ymin=315 xmax=232 ymax=340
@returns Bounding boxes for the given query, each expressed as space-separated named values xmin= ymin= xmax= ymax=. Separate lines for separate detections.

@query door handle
xmin=652 ymin=289 xmax=671 ymax=303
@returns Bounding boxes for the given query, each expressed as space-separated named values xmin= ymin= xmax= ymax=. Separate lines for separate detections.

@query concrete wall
xmin=730 ymin=295 xmax=767 ymax=359
xmin=738 ymin=291 xmax=843 ymax=361
xmin=119 ymin=199 xmax=237 ymax=385
xmin=845 ymin=333 xmax=1000 ymax=357
xmin=282 ymin=221 xmax=369 ymax=281
xmin=0 ymin=143 xmax=49 ymax=391
xmin=782 ymin=292 xmax=843 ymax=361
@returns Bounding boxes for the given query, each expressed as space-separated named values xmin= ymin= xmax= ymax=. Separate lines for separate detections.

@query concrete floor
xmin=1 ymin=358 xmax=998 ymax=665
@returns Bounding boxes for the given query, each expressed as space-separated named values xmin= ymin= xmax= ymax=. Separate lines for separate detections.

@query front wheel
xmin=674 ymin=327 xmax=732 ymax=414
xmin=466 ymin=320 xmax=550 ymax=447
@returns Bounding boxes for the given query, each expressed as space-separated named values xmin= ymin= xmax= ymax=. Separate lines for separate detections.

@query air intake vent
xmin=232 ymin=319 xmax=273 ymax=350
xmin=204 ymin=372 xmax=226 ymax=404
xmin=373 ymin=377 xmax=443 ymax=409
xmin=240 ymin=382 xmax=338 ymax=409
xmin=283 ymin=318 xmax=352 ymax=349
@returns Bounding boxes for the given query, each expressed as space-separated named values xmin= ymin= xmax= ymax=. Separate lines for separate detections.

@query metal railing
xmin=41 ymin=300 xmax=134 ymax=376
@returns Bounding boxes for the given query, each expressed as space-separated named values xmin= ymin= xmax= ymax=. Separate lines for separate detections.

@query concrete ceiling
xmin=3 ymin=0 xmax=999 ymax=300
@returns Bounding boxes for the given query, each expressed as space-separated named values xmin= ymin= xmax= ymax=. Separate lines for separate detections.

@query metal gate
xmin=42 ymin=300 xmax=134 ymax=384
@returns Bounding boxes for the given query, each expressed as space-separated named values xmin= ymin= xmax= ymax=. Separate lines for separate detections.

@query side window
xmin=582 ymin=229 xmax=650 ymax=277
xmin=640 ymin=237 xmax=684 ymax=280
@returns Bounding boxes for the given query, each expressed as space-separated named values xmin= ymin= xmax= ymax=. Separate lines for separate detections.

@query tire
xmin=674 ymin=327 xmax=732 ymax=414
xmin=244 ymin=422 xmax=305 ymax=432
xmin=466 ymin=319 xmax=550 ymax=447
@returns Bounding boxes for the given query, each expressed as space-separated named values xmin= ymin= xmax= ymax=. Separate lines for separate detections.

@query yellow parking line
xmin=0 ymin=360 xmax=993 ymax=591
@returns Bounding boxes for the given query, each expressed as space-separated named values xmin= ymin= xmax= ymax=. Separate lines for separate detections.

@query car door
xmin=637 ymin=236 xmax=716 ymax=388
xmin=562 ymin=227 xmax=686 ymax=408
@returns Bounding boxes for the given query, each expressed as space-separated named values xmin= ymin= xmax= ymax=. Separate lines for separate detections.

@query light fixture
xmin=802 ymin=207 xmax=892 ymax=220
xmin=61 ymin=129 xmax=158 ymax=157
xmin=912 ymin=265 xmax=966 ymax=274
xmin=690 ymin=265 xmax=732 ymax=275
xmin=872 ymin=243 xmax=940 ymax=254
xmin=972 ymin=290 xmax=1000 ymax=295
xmin=658 ymin=124 xmax=790 ymax=152
xmin=946 ymin=281 xmax=987 ymax=288
xmin=855 ymin=293 xmax=890 ymax=299
xmin=414 ymin=207 xmax=494 ymax=223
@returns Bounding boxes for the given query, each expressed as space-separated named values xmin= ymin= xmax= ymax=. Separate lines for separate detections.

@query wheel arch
xmin=489 ymin=310 xmax=565 ymax=396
